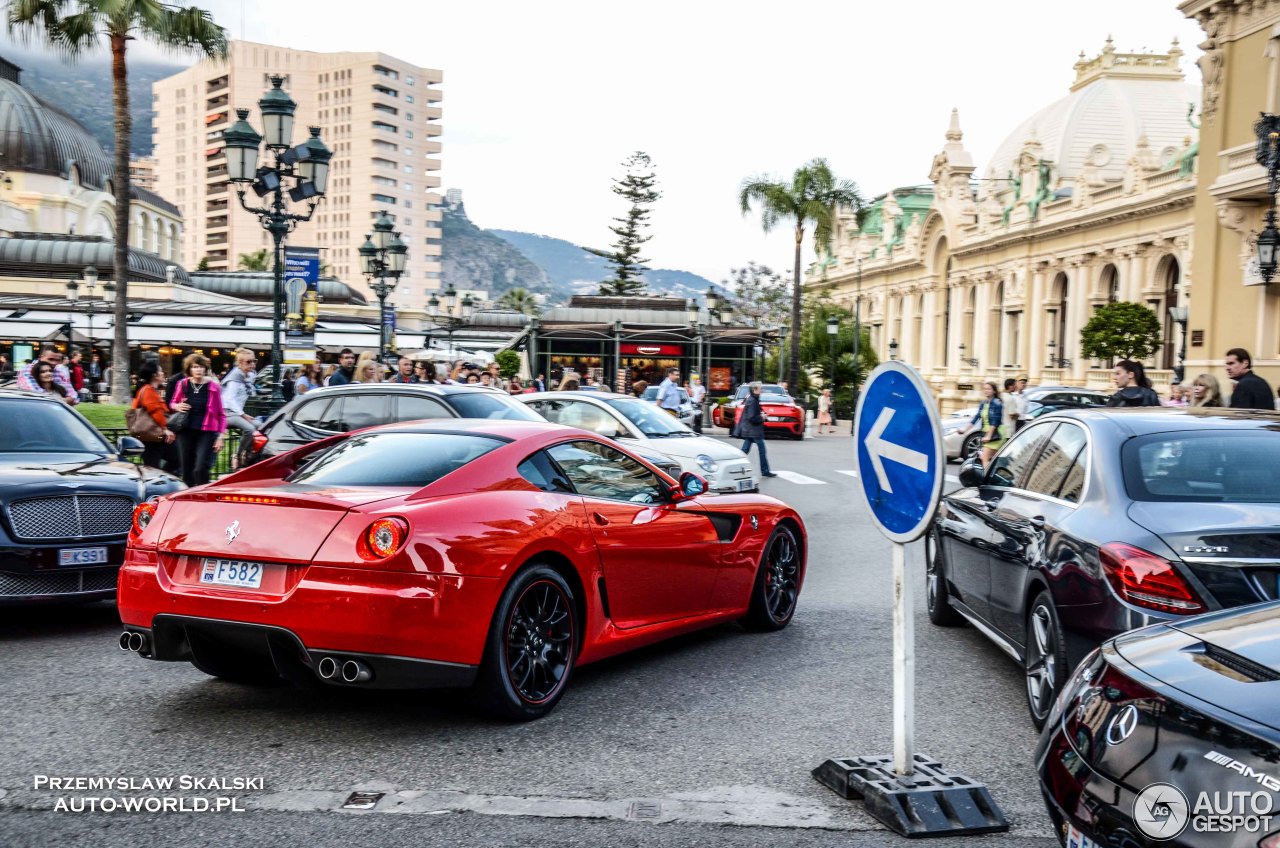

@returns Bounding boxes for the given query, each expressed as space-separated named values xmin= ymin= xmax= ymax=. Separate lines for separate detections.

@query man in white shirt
xmin=655 ymin=368 xmax=682 ymax=417
xmin=687 ymin=375 xmax=706 ymax=434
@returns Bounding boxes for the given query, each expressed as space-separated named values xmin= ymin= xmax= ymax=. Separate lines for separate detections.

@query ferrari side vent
xmin=1198 ymin=642 xmax=1280 ymax=682
xmin=706 ymin=513 xmax=743 ymax=543
xmin=597 ymin=577 xmax=611 ymax=620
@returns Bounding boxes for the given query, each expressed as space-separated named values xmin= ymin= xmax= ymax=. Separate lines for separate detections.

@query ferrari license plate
xmin=200 ymin=558 xmax=264 ymax=589
xmin=767 ymin=415 xmax=790 ymax=421
xmin=737 ymin=479 xmax=755 ymax=492
xmin=1064 ymin=824 xmax=1098 ymax=848
xmin=59 ymin=547 xmax=107 ymax=566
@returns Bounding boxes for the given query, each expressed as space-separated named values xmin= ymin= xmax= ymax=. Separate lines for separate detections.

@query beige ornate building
xmin=1179 ymin=0 xmax=1280 ymax=392
xmin=811 ymin=41 xmax=1202 ymax=410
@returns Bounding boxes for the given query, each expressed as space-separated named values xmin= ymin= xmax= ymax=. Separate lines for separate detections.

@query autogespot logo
xmin=1134 ymin=783 xmax=1190 ymax=840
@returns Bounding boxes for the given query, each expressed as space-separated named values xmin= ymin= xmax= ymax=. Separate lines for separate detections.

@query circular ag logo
xmin=1133 ymin=783 xmax=1190 ymax=840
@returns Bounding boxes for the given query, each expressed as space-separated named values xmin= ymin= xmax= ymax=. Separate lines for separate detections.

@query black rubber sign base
xmin=813 ymin=753 xmax=1009 ymax=838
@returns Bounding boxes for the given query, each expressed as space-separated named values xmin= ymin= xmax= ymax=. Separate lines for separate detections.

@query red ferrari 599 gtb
xmin=118 ymin=420 xmax=807 ymax=719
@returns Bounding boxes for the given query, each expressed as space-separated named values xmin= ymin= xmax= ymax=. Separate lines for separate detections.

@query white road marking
xmin=771 ymin=470 xmax=827 ymax=485
xmin=946 ymin=475 xmax=960 ymax=484
xmin=836 ymin=469 xmax=858 ymax=478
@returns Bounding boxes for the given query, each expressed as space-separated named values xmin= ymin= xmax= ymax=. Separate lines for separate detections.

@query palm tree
xmin=238 ymin=249 xmax=271 ymax=272
xmin=498 ymin=287 xmax=540 ymax=317
xmin=739 ymin=159 xmax=864 ymax=388
xmin=8 ymin=0 xmax=227 ymax=403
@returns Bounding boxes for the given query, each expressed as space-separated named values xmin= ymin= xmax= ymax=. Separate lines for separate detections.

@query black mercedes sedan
xmin=926 ymin=407 xmax=1280 ymax=728
xmin=0 ymin=390 xmax=184 ymax=604
xmin=238 ymin=383 xmax=686 ymax=478
xmin=1038 ymin=601 xmax=1280 ymax=848
xmin=238 ymin=383 xmax=546 ymax=467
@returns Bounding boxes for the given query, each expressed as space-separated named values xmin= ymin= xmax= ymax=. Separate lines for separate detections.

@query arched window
xmin=1049 ymin=272 xmax=1070 ymax=367
xmin=1101 ymin=263 xmax=1120 ymax=303
xmin=1158 ymin=256 xmax=1182 ymax=370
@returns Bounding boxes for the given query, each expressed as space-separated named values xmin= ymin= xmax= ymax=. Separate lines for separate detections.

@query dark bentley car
xmin=0 ymin=390 xmax=183 ymax=604
xmin=926 ymin=407 xmax=1280 ymax=728
xmin=240 ymin=383 xmax=685 ymax=478
xmin=1038 ymin=602 xmax=1280 ymax=848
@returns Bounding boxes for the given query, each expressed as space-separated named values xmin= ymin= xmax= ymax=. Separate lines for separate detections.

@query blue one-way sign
xmin=854 ymin=361 xmax=944 ymax=543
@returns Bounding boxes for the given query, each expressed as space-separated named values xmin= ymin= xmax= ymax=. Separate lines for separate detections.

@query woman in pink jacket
xmin=170 ymin=353 xmax=227 ymax=487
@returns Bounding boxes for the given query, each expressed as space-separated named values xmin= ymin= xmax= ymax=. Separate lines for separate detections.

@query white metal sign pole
xmin=892 ymin=540 xmax=915 ymax=777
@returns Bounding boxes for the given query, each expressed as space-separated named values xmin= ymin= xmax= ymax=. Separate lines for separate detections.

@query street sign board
xmin=853 ymin=361 xmax=944 ymax=544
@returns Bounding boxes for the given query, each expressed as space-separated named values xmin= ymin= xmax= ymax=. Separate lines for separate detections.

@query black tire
xmin=925 ymin=529 xmax=963 ymax=627
xmin=742 ymin=524 xmax=803 ymax=631
xmin=187 ymin=632 xmax=282 ymax=686
xmin=962 ymin=431 xmax=982 ymax=460
xmin=472 ymin=564 xmax=578 ymax=721
xmin=791 ymin=430 xmax=804 ymax=441
xmin=1025 ymin=590 xmax=1070 ymax=731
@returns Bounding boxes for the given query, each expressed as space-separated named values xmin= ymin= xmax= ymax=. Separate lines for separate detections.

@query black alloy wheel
xmin=925 ymin=529 xmax=962 ymax=627
xmin=473 ymin=564 xmax=577 ymax=720
xmin=1025 ymin=590 xmax=1069 ymax=730
xmin=742 ymin=525 xmax=802 ymax=631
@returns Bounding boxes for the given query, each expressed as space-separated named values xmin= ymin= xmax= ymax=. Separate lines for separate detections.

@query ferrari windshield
xmin=0 ymin=399 xmax=111 ymax=453
xmin=289 ymin=432 xmax=503 ymax=487
xmin=605 ymin=398 xmax=692 ymax=438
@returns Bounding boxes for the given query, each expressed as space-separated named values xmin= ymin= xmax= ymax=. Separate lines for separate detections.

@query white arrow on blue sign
xmin=854 ymin=361 xmax=944 ymax=544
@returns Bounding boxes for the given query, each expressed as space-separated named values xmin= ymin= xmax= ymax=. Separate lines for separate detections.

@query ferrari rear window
xmin=288 ymin=432 xmax=502 ymax=487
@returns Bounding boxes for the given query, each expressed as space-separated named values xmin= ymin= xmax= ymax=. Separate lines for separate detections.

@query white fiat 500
xmin=519 ymin=391 xmax=758 ymax=493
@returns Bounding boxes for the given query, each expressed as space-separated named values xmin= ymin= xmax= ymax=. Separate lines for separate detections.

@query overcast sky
xmin=19 ymin=0 xmax=1209 ymax=284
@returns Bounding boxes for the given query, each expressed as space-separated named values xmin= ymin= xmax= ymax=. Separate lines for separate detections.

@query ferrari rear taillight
xmin=1100 ymin=542 xmax=1205 ymax=614
xmin=358 ymin=517 xmax=409 ymax=561
xmin=131 ymin=502 xmax=155 ymax=537
xmin=251 ymin=431 xmax=269 ymax=452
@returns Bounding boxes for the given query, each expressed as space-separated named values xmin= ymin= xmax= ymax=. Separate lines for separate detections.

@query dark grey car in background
xmin=926 ymin=407 xmax=1280 ymax=727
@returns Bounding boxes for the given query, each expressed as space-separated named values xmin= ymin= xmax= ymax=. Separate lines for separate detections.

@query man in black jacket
xmin=1225 ymin=348 xmax=1274 ymax=410
xmin=735 ymin=382 xmax=776 ymax=478
xmin=327 ymin=349 xmax=357 ymax=386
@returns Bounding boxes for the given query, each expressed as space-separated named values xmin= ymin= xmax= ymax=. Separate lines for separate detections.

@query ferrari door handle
xmin=592 ymin=512 xmax=610 ymax=526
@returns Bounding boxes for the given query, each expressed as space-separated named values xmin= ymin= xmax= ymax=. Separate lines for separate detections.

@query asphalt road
xmin=0 ymin=424 xmax=1060 ymax=848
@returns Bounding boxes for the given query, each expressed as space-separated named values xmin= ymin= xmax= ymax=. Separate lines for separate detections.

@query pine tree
xmin=586 ymin=152 xmax=661 ymax=296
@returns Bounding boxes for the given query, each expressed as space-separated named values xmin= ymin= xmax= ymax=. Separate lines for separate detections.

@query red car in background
xmin=118 ymin=420 xmax=807 ymax=720
xmin=713 ymin=384 xmax=806 ymax=440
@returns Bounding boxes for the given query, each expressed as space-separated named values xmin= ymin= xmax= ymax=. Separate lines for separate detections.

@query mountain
xmin=440 ymin=203 xmax=553 ymax=298
xmin=3 ymin=44 xmax=184 ymax=157
xmin=489 ymin=229 xmax=714 ymax=301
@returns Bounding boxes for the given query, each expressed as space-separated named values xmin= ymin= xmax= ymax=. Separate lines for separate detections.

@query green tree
xmin=237 ymin=249 xmax=271 ymax=272
xmin=1080 ymin=301 xmax=1162 ymax=362
xmin=494 ymin=349 xmax=521 ymax=379
xmin=195 ymin=255 xmax=210 ymax=271
xmin=587 ymin=151 xmax=660 ymax=296
xmin=8 ymin=0 xmax=227 ymax=403
xmin=497 ymin=287 xmax=540 ymax=317
xmin=723 ymin=262 xmax=790 ymax=327
xmin=739 ymin=159 xmax=865 ymax=388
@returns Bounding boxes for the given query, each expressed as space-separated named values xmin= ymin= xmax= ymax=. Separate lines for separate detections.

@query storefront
xmin=515 ymin=296 xmax=773 ymax=397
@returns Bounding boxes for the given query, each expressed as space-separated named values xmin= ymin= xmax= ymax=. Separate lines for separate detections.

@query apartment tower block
xmin=152 ymin=40 xmax=443 ymax=309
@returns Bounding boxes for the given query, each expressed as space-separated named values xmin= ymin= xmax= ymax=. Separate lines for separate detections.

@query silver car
xmin=640 ymin=385 xmax=696 ymax=429
xmin=520 ymin=391 xmax=758 ymax=493
xmin=942 ymin=407 xmax=981 ymax=462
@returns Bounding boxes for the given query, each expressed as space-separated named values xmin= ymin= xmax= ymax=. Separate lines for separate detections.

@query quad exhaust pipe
xmin=118 ymin=631 xmax=147 ymax=653
xmin=315 ymin=656 xmax=373 ymax=684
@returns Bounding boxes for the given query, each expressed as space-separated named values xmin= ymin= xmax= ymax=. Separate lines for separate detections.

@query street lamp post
xmin=1168 ymin=306 xmax=1189 ymax=383
xmin=826 ymin=315 xmax=839 ymax=390
xmin=958 ymin=342 xmax=979 ymax=369
xmin=223 ymin=76 xmax=331 ymax=410
xmin=1254 ymin=114 xmax=1280 ymax=284
xmin=427 ymin=284 xmax=475 ymax=360
xmin=358 ymin=211 xmax=408 ymax=362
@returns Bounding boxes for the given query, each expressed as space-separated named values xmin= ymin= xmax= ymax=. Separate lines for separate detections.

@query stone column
xmin=1068 ymin=259 xmax=1093 ymax=381
xmin=1027 ymin=267 xmax=1047 ymax=381
xmin=974 ymin=277 xmax=992 ymax=372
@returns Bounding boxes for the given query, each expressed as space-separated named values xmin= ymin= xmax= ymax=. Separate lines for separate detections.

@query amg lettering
xmin=1204 ymin=752 xmax=1280 ymax=792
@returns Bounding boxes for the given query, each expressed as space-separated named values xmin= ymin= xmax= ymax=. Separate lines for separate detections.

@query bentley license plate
xmin=59 ymin=547 xmax=107 ymax=566
xmin=737 ymin=479 xmax=755 ymax=492
xmin=200 ymin=558 xmax=264 ymax=589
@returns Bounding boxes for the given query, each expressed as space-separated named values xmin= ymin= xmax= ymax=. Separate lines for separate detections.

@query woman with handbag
xmin=963 ymin=381 xmax=1005 ymax=467
xmin=129 ymin=362 xmax=179 ymax=474
xmin=170 ymin=354 xmax=227 ymax=487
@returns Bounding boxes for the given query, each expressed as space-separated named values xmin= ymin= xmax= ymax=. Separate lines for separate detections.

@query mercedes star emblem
xmin=225 ymin=520 xmax=241 ymax=544
xmin=1106 ymin=703 xmax=1140 ymax=745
